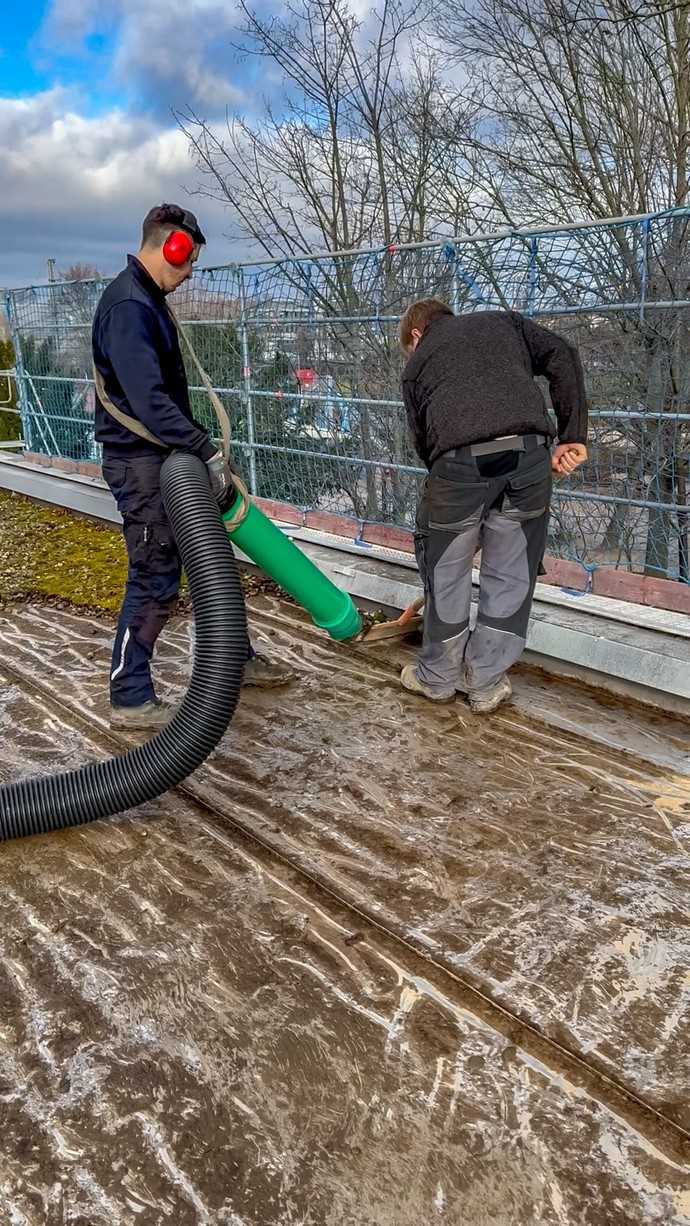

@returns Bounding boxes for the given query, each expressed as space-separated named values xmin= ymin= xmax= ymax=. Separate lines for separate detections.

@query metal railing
xmin=4 ymin=207 xmax=690 ymax=583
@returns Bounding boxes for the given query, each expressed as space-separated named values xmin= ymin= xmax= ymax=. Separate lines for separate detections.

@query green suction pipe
xmin=223 ymin=494 xmax=362 ymax=641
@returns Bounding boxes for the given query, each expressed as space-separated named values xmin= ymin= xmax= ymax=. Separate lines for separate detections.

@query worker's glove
xmin=206 ymin=450 xmax=233 ymax=504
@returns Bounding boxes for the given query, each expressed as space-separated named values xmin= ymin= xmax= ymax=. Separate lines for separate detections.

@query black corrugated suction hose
xmin=0 ymin=452 xmax=247 ymax=842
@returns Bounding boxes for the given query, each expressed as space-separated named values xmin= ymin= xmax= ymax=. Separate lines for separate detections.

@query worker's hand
xmin=551 ymin=443 xmax=588 ymax=476
xmin=206 ymin=450 xmax=234 ymax=503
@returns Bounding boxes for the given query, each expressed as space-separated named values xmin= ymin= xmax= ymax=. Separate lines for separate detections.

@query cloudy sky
xmin=1 ymin=0 xmax=264 ymax=287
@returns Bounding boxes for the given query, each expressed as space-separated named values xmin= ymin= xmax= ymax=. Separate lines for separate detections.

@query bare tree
xmin=437 ymin=0 xmax=690 ymax=578
xmin=178 ymin=0 xmax=478 ymax=257
xmin=439 ymin=0 xmax=690 ymax=223
xmin=60 ymin=264 xmax=103 ymax=283
xmin=178 ymin=0 xmax=477 ymax=522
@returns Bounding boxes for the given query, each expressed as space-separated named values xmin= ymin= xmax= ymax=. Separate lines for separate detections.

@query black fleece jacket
xmin=401 ymin=310 xmax=588 ymax=468
xmin=92 ymin=256 xmax=216 ymax=461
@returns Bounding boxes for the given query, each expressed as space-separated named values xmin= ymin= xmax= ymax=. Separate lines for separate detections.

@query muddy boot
xmin=110 ymin=698 xmax=173 ymax=730
xmin=467 ymin=675 xmax=512 ymax=714
xmin=242 ymin=653 xmax=294 ymax=688
xmin=400 ymin=664 xmax=456 ymax=703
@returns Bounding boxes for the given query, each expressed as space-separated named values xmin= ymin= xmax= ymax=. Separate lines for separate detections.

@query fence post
xmin=451 ymin=248 xmax=461 ymax=314
xmin=5 ymin=290 xmax=31 ymax=449
xmin=638 ymin=218 xmax=650 ymax=324
xmin=238 ymin=267 xmax=258 ymax=495
xmin=526 ymin=236 xmax=539 ymax=316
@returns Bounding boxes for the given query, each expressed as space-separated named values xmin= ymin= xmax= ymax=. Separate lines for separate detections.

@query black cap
xmin=143 ymin=202 xmax=206 ymax=245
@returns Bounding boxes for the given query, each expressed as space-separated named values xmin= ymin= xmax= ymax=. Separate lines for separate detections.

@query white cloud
xmin=39 ymin=0 xmax=103 ymax=43
xmin=40 ymin=0 xmax=246 ymax=116
xmin=0 ymin=90 xmax=240 ymax=287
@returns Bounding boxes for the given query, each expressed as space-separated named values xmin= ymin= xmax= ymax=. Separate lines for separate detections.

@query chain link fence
xmin=4 ymin=208 xmax=690 ymax=582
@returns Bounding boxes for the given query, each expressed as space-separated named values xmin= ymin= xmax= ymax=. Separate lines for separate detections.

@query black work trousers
xmin=414 ymin=437 xmax=552 ymax=694
xmin=103 ymin=453 xmax=251 ymax=708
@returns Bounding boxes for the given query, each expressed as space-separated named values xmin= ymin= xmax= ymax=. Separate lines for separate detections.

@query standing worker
xmin=93 ymin=203 xmax=293 ymax=729
xmin=400 ymin=299 xmax=588 ymax=713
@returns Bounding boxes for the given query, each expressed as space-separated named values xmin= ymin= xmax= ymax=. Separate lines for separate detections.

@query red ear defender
xmin=163 ymin=230 xmax=194 ymax=266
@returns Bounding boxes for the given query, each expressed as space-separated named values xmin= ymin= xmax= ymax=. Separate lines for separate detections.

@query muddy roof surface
xmin=0 ymin=599 xmax=688 ymax=1225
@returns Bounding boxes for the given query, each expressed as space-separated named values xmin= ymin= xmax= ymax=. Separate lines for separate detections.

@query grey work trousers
xmin=414 ymin=438 xmax=552 ymax=695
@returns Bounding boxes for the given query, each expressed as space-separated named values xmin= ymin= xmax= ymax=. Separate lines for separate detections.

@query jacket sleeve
xmin=402 ymin=378 xmax=431 ymax=468
xmin=99 ymin=301 xmax=217 ymax=459
xmin=518 ymin=314 xmax=588 ymax=444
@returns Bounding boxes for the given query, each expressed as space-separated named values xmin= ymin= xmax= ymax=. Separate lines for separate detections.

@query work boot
xmin=467 ymin=675 xmax=512 ymax=714
xmin=400 ymin=664 xmax=456 ymax=703
xmin=242 ymin=653 xmax=294 ymax=688
xmin=110 ymin=698 xmax=172 ymax=730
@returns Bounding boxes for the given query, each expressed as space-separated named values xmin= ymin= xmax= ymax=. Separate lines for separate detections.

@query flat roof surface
xmin=0 ymin=599 xmax=688 ymax=1224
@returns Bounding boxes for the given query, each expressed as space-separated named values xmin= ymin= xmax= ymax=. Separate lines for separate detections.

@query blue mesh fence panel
xmin=5 ymin=208 xmax=690 ymax=582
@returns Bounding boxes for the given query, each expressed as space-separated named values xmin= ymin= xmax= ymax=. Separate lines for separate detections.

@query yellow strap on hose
xmin=93 ymin=365 xmax=164 ymax=447
xmin=222 ymin=471 xmax=252 ymax=532
xmin=166 ymin=303 xmax=234 ymax=466
xmin=167 ymin=304 xmax=251 ymax=531
xmin=93 ymin=300 xmax=250 ymax=528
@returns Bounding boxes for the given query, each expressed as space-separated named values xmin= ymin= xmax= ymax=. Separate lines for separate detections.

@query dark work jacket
xmin=401 ymin=310 xmax=588 ymax=469
xmin=92 ymin=256 xmax=215 ymax=461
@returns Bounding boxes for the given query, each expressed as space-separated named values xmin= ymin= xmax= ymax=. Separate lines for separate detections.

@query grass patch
xmin=0 ymin=490 xmax=127 ymax=613
xmin=0 ymin=489 xmax=290 ymax=616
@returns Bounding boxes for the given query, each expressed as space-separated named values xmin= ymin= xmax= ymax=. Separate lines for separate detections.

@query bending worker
xmin=400 ymin=298 xmax=588 ymax=714
xmin=93 ymin=202 xmax=293 ymax=730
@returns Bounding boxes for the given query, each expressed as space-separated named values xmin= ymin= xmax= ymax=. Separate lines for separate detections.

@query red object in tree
xmin=296 ymin=368 xmax=317 ymax=386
